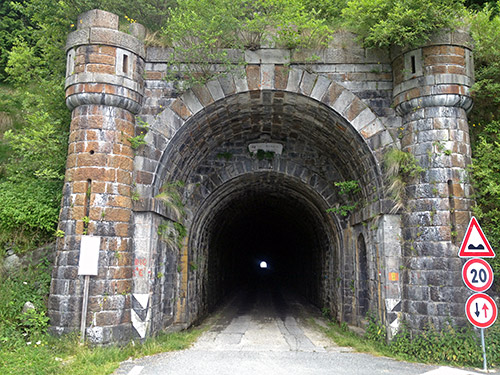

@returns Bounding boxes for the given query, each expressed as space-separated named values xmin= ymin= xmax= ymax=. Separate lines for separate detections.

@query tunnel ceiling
xmin=154 ymin=90 xmax=384 ymax=213
xmin=191 ymin=171 xmax=336 ymax=240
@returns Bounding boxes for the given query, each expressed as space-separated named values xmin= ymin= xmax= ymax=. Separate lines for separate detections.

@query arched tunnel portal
xmin=134 ymin=89 xmax=397 ymax=336
xmin=53 ymin=14 xmax=474 ymax=344
xmin=189 ymin=172 xmax=339 ymax=316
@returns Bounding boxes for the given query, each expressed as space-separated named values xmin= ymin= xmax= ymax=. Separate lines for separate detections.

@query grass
xmin=0 ymin=328 xmax=204 ymax=375
xmin=320 ymin=321 xmax=393 ymax=357
xmin=319 ymin=319 xmax=500 ymax=370
xmin=0 ymin=234 xmax=206 ymax=375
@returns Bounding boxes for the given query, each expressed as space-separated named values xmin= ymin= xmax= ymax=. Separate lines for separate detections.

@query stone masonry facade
xmin=49 ymin=9 xmax=475 ymax=344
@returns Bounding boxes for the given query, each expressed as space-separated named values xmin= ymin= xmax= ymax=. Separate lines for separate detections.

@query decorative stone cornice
xmin=391 ymin=30 xmax=474 ymax=115
xmin=64 ymin=9 xmax=145 ymax=113
xmin=65 ymin=91 xmax=142 ymax=114
xmin=396 ymin=94 xmax=473 ymax=116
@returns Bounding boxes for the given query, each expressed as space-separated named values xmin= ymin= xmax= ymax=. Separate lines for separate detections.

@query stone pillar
xmin=49 ymin=9 xmax=145 ymax=344
xmin=392 ymin=31 xmax=474 ymax=330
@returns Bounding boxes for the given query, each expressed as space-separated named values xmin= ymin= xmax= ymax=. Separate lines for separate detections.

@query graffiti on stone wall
xmin=133 ymin=257 xmax=151 ymax=278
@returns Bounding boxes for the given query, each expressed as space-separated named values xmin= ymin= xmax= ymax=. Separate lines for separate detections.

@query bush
xmin=162 ymin=0 xmax=333 ymax=88
xmin=389 ymin=323 xmax=484 ymax=366
xmin=301 ymin=0 xmax=349 ymax=25
xmin=467 ymin=3 xmax=500 ymax=282
xmin=468 ymin=3 xmax=500 ymax=128
xmin=0 ymin=179 xmax=62 ymax=251
xmin=341 ymin=0 xmax=465 ymax=48
xmin=361 ymin=316 xmax=500 ymax=368
xmin=468 ymin=137 xmax=500 ymax=280
xmin=365 ymin=312 xmax=387 ymax=343
xmin=0 ymin=2 xmax=33 ymax=80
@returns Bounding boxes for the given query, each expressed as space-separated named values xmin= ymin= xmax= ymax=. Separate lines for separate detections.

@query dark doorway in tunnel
xmin=212 ymin=197 xmax=317 ymax=288
xmin=196 ymin=185 xmax=336 ymax=316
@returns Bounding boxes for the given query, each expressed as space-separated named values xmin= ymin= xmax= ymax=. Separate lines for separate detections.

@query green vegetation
xmin=217 ymin=151 xmax=233 ymax=161
xmin=156 ymin=181 xmax=187 ymax=248
xmin=0 ymin=0 xmax=488 ymax=255
xmin=1 ymin=0 xmax=500 ymax=372
xmin=0 ymin=259 xmax=51 ymax=349
xmin=384 ymin=148 xmax=425 ymax=213
xmin=156 ymin=180 xmax=186 ymax=218
xmin=0 ymin=254 xmax=202 ymax=375
xmin=324 ymin=315 xmax=500 ymax=368
xmin=158 ymin=220 xmax=187 ymax=248
xmin=467 ymin=1 xmax=500 ymax=279
xmin=163 ymin=0 xmax=333 ymax=88
xmin=255 ymin=149 xmax=276 ymax=160
xmin=342 ymin=0 xmax=465 ymax=48
xmin=327 ymin=180 xmax=361 ymax=217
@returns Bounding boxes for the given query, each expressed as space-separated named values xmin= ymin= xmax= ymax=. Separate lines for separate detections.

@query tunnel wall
xmin=50 ymin=9 xmax=474 ymax=344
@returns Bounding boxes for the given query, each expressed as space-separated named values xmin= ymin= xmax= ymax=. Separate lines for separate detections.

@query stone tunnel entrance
xmin=52 ymin=11 xmax=474 ymax=344
xmin=133 ymin=89 xmax=399 ymax=338
xmin=189 ymin=172 xmax=339 ymax=318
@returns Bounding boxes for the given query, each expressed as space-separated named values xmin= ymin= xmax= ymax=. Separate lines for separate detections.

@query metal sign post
xmin=481 ymin=328 xmax=487 ymax=372
xmin=78 ymin=236 xmax=100 ymax=343
xmin=80 ymin=275 xmax=90 ymax=344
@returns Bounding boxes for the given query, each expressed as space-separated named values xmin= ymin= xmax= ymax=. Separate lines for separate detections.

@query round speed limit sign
xmin=462 ymin=258 xmax=494 ymax=292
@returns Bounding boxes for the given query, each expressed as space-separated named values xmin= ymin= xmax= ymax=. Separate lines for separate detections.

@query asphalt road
xmin=114 ymin=287 xmax=494 ymax=375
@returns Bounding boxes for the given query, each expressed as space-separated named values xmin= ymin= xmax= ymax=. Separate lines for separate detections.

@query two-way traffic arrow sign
xmin=465 ymin=293 xmax=498 ymax=329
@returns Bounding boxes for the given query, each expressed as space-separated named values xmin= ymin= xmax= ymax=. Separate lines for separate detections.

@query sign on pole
xmin=459 ymin=217 xmax=496 ymax=372
xmin=465 ymin=293 xmax=498 ymax=329
xmin=78 ymin=235 xmax=100 ymax=275
xmin=458 ymin=217 xmax=495 ymax=258
xmin=462 ymin=258 xmax=494 ymax=292
xmin=78 ymin=235 xmax=100 ymax=343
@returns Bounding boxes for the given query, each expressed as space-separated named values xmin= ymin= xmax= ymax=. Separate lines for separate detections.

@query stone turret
xmin=391 ymin=30 xmax=475 ymax=330
xmin=49 ymin=9 xmax=145 ymax=343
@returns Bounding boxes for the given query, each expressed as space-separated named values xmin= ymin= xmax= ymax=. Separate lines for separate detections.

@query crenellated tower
xmin=49 ymin=9 xmax=145 ymax=343
xmin=391 ymin=30 xmax=475 ymax=330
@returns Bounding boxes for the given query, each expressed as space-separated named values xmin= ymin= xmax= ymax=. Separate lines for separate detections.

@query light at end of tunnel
xmin=259 ymin=261 xmax=268 ymax=269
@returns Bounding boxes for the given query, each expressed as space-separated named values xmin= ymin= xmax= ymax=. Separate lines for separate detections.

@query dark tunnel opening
xmin=193 ymin=183 xmax=337 ymax=316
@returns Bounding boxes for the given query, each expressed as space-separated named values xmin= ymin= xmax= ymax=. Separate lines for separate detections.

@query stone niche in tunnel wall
xmin=49 ymin=9 xmax=475 ymax=344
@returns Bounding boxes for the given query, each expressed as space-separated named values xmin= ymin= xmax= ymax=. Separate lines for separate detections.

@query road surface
xmin=114 ymin=286 xmax=493 ymax=375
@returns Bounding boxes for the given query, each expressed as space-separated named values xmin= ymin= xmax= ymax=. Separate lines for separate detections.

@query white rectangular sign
xmin=78 ymin=236 xmax=100 ymax=275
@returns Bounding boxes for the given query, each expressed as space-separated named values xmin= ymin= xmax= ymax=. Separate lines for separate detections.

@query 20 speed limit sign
xmin=462 ymin=258 xmax=494 ymax=292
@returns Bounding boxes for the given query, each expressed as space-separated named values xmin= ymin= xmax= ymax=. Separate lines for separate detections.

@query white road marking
xmin=127 ymin=365 xmax=144 ymax=375
xmin=421 ymin=366 xmax=484 ymax=375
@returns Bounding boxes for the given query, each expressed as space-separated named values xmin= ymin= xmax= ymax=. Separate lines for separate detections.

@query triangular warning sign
xmin=458 ymin=217 xmax=495 ymax=258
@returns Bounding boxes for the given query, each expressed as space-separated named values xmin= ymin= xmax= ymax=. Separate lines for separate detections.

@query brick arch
xmin=133 ymin=67 xmax=394 ymax=200
xmin=130 ymin=68 xmax=397 ymax=333
xmin=184 ymin=159 xmax=338 ymax=212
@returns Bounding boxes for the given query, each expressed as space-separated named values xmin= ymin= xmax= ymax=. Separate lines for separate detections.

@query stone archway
xmin=130 ymin=68 xmax=401 ymax=339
